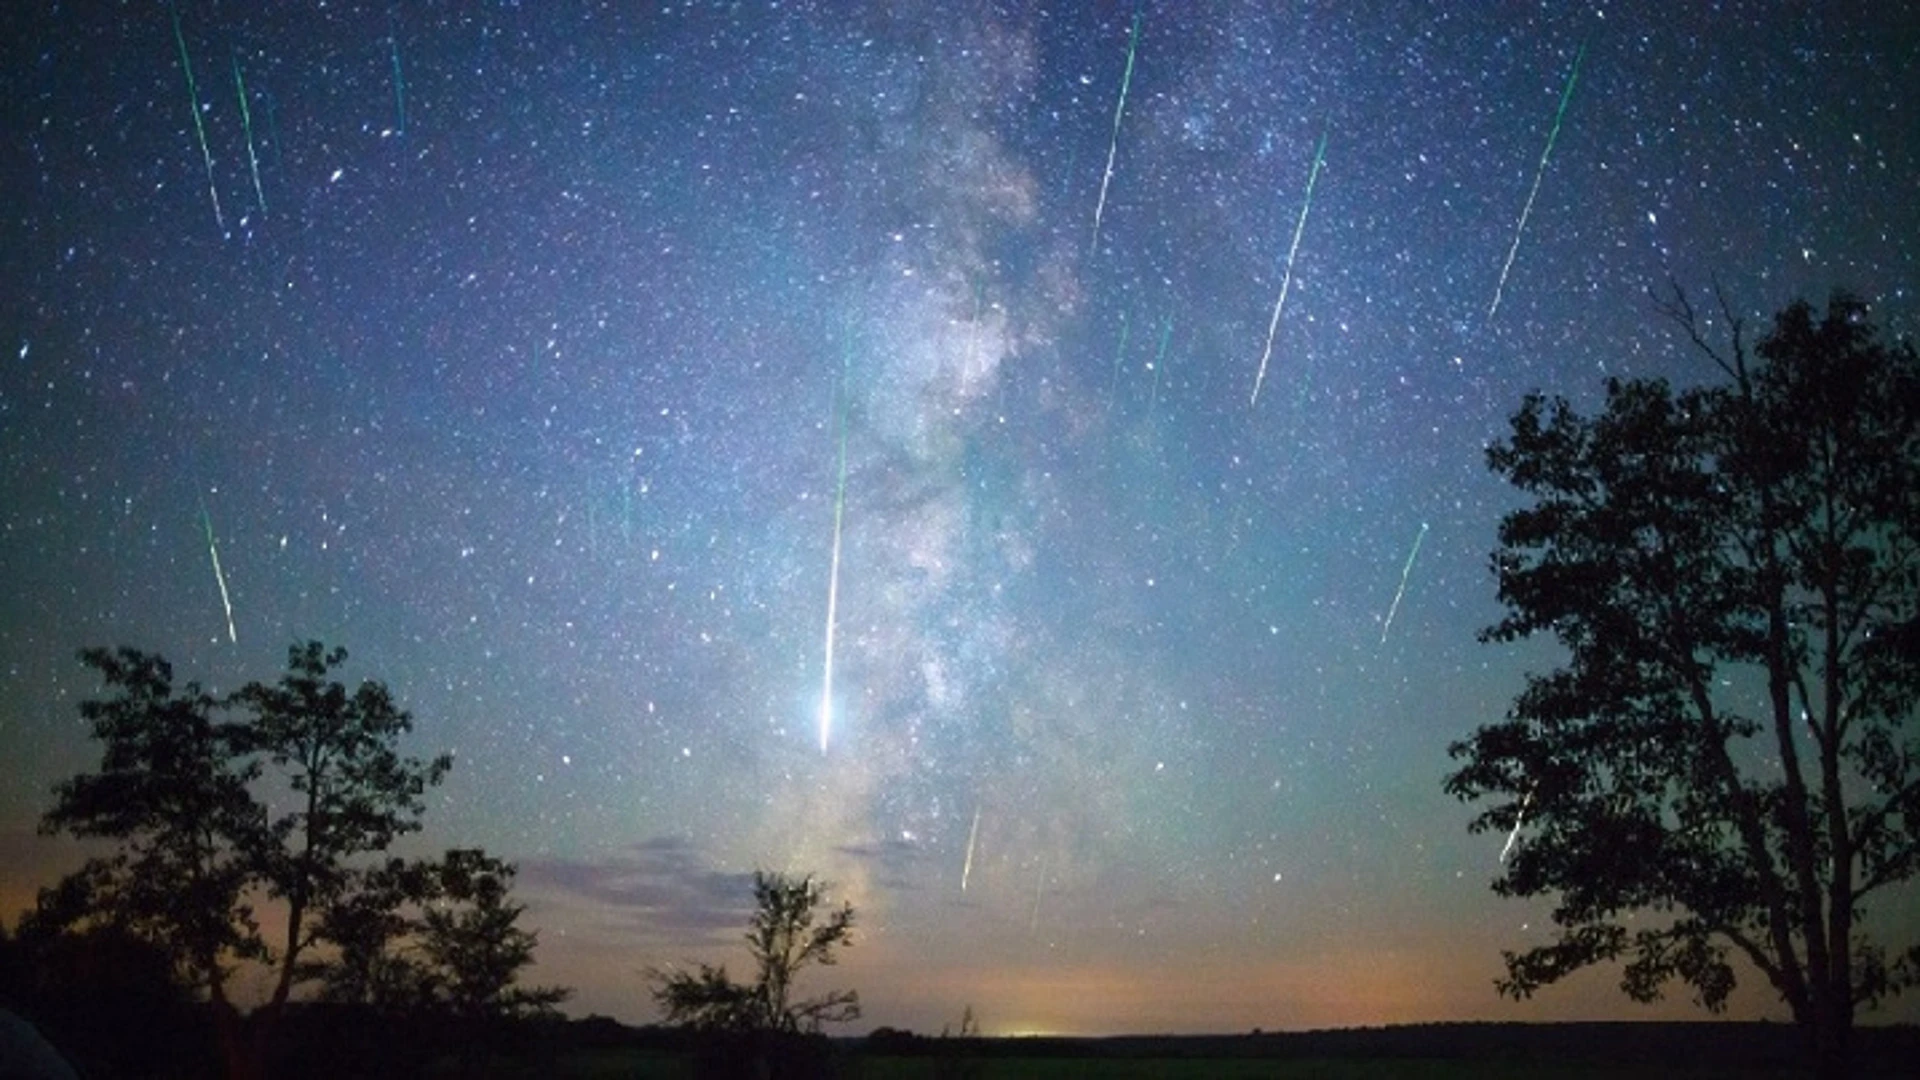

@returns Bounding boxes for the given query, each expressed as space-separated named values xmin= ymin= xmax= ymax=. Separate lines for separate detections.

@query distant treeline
xmin=863 ymin=1021 xmax=1920 ymax=1075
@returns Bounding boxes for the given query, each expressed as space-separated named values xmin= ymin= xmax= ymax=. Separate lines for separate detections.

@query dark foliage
xmin=1 ymin=917 xmax=213 ymax=1079
xmin=651 ymin=870 xmax=860 ymax=1036
xmin=359 ymin=848 xmax=572 ymax=1023
xmin=229 ymin=641 xmax=455 ymax=1017
xmin=36 ymin=648 xmax=264 ymax=1008
xmin=1447 ymin=288 xmax=1920 ymax=1080
xmin=29 ymin=641 xmax=566 ymax=1079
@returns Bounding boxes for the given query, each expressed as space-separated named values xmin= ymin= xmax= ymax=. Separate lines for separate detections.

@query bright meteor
xmin=818 ymin=346 xmax=851 ymax=753
xmin=201 ymin=502 xmax=237 ymax=644
xmin=1500 ymin=788 xmax=1534 ymax=863
xmin=1088 ymin=10 xmax=1142 ymax=256
xmin=961 ymin=806 xmax=981 ymax=892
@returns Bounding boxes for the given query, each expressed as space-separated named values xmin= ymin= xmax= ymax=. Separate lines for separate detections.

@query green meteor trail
xmin=171 ymin=4 xmax=225 ymax=232
xmin=233 ymin=54 xmax=266 ymax=217
xmin=1488 ymin=43 xmax=1585 ymax=321
xmin=388 ymin=18 xmax=407 ymax=136
xmin=1147 ymin=314 xmax=1172 ymax=414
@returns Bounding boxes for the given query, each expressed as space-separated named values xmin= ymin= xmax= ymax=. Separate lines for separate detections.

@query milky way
xmin=2 ymin=1 xmax=1915 ymax=1035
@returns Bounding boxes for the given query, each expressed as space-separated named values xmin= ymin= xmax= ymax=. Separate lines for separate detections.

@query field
xmin=426 ymin=1022 xmax=1920 ymax=1080
xmin=508 ymin=1056 xmax=1781 ymax=1080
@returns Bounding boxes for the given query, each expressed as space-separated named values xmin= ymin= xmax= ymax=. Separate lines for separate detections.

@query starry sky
xmin=3 ymin=0 xmax=1917 ymax=1037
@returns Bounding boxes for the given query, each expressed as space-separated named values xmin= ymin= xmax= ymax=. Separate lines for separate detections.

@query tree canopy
xmin=231 ymin=642 xmax=454 ymax=1013
xmin=415 ymin=849 xmax=571 ymax=1021
xmin=38 ymin=648 xmax=265 ymax=1006
xmin=33 ymin=641 xmax=558 ymax=1078
xmin=1447 ymin=289 xmax=1920 ymax=1080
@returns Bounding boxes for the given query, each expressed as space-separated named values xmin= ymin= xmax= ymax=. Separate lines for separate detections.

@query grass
xmin=450 ymin=1049 xmax=1811 ymax=1080
xmin=411 ymin=1020 xmax=1920 ymax=1079
xmin=841 ymin=1058 xmax=1801 ymax=1080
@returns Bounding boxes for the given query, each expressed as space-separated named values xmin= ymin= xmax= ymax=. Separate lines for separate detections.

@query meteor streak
xmin=1488 ymin=43 xmax=1584 ymax=321
xmin=388 ymin=16 xmax=407 ymax=136
xmin=1029 ymin=855 xmax=1047 ymax=935
xmin=1380 ymin=521 xmax=1429 ymax=643
xmin=1250 ymin=127 xmax=1327 ymax=407
xmin=201 ymin=503 xmax=237 ymax=644
xmin=1088 ymin=10 xmax=1141 ymax=255
xmin=170 ymin=3 xmax=225 ymax=232
xmin=961 ymin=806 xmax=981 ymax=892
xmin=1106 ymin=309 xmax=1130 ymax=410
xmin=1500 ymin=788 xmax=1534 ymax=863
xmin=818 ymin=346 xmax=851 ymax=753
xmin=1146 ymin=314 xmax=1172 ymax=414
xmin=233 ymin=54 xmax=266 ymax=217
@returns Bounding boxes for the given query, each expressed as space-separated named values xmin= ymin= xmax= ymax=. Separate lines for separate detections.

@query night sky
xmin=3 ymin=1 xmax=1917 ymax=1036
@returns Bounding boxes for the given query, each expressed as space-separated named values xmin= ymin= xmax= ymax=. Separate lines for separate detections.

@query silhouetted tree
xmin=935 ymin=1004 xmax=986 ymax=1080
xmin=3 ymin=916 xmax=203 ymax=1077
xmin=0 ymin=920 xmax=17 ymax=1007
xmin=37 ymin=641 xmax=454 ymax=1080
xmin=232 ymin=642 xmax=454 ymax=1020
xmin=944 ymin=1004 xmax=979 ymax=1038
xmin=34 ymin=647 xmax=264 ymax=1064
xmin=653 ymin=963 xmax=759 ymax=1033
xmin=313 ymin=855 xmax=436 ymax=1009
xmin=416 ymin=849 xmax=570 ymax=1021
xmin=1446 ymin=288 xmax=1920 ymax=1080
xmin=651 ymin=870 xmax=859 ymax=1034
xmin=314 ymin=849 xmax=568 ymax=1022
xmin=6 ymin=916 xmax=190 ymax=1013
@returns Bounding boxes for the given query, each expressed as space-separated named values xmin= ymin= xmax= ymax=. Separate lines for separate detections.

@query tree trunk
xmin=1806 ymin=995 xmax=1852 ymax=1080
xmin=209 ymin=999 xmax=261 ymax=1080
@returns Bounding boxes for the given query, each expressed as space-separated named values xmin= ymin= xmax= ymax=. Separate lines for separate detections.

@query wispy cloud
xmin=834 ymin=836 xmax=926 ymax=893
xmin=520 ymin=836 xmax=756 ymax=944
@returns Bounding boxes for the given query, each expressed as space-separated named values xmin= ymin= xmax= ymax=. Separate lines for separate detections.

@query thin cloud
xmin=520 ymin=836 xmax=756 ymax=943
xmin=835 ymin=836 xmax=926 ymax=892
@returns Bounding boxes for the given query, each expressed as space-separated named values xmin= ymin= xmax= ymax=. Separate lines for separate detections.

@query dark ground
xmin=12 ymin=1004 xmax=1920 ymax=1079
xmin=452 ymin=1018 xmax=1920 ymax=1080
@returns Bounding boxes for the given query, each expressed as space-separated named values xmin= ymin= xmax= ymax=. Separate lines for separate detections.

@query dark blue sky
xmin=3 ymin=1 xmax=1915 ymax=1033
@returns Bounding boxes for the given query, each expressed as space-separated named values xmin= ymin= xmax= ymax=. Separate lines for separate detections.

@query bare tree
xmin=651 ymin=870 xmax=860 ymax=1034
